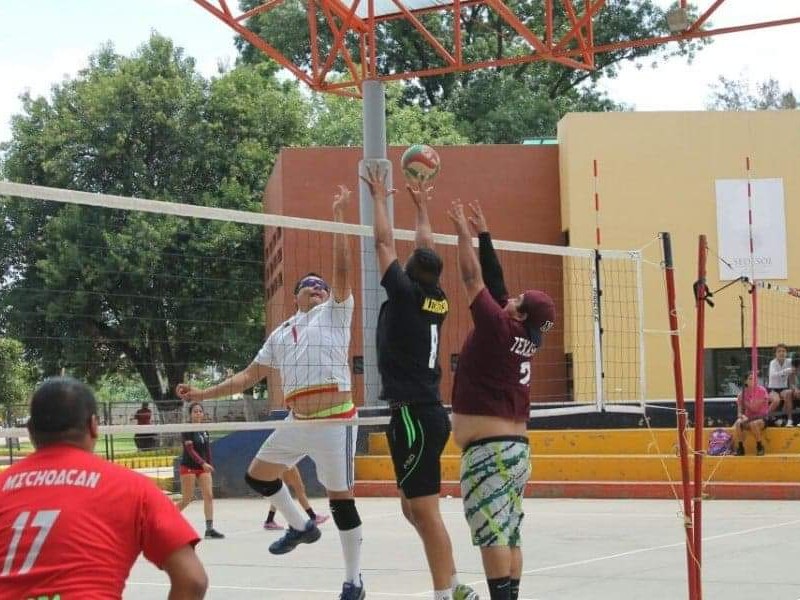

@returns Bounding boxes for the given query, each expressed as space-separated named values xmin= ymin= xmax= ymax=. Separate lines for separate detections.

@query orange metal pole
xmin=564 ymin=16 xmax=800 ymax=57
xmin=236 ymin=0 xmax=286 ymax=22
xmin=387 ymin=0 xmax=456 ymax=64
xmin=318 ymin=0 xmax=363 ymax=85
xmin=561 ymin=0 xmax=591 ymax=66
xmin=308 ymin=0 xmax=321 ymax=80
xmin=193 ymin=0 xmax=313 ymax=85
xmin=553 ymin=0 xmax=606 ymax=52
xmin=688 ymin=0 xmax=727 ymax=33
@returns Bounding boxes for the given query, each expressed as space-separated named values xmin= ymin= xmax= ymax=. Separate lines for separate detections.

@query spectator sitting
xmin=733 ymin=372 xmax=769 ymax=456
xmin=779 ymin=356 xmax=800 ymax=428
xmin=767 ymin=344 xmax=793 ymax=425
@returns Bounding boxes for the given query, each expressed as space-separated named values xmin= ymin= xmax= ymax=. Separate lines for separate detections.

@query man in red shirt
xmin=0 ymin=377 xmax=207 ymax=599
xmin=131 ymin=401 xmax=156 ymax=450
xmin=447 ymin=201 xmax=555 ymax=600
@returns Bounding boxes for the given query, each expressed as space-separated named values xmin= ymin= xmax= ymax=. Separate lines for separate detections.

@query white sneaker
xmin=787 ymin=419 xmax=794 ymax=427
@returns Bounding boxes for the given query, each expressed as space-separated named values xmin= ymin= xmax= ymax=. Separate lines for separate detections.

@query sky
xmin=1 ymin=0 xmax=799 ymax=144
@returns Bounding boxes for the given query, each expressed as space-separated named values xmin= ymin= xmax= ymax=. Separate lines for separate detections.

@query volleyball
xmin=401 ymin=144 xmax=441 ymax=182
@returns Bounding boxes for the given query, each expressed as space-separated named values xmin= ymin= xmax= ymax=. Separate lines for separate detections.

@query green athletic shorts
xmin=460 ymin=436 xmax=531 ymax=547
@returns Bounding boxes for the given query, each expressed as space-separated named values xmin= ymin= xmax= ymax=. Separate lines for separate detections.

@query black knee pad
xmin=329 ymin=499 xmax=361 ymax=531
xmin=244 ymin=474 xmax=282 ymax=497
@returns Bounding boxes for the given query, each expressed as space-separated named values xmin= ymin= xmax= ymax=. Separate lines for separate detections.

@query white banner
xmin=715 ymin=178 xmax=787 ymax=281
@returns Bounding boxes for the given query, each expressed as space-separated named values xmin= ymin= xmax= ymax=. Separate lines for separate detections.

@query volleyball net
xmin=0 ymin=180 xmax=653 ymax=436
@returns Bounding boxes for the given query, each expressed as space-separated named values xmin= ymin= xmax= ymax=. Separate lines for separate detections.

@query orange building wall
xmin=262 ymin=145 xmax=565 ymax=408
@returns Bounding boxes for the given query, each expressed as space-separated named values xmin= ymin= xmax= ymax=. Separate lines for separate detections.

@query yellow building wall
xmin=558 ymin=111 xmax=800 ymax=400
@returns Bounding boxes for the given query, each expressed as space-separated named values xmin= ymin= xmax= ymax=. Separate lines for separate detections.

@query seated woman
xmin=733 ymin=372 xmax=769 ymax=456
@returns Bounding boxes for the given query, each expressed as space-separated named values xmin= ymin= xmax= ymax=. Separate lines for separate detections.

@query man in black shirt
xmin=362 ymin=163 xmax=478 ymax=600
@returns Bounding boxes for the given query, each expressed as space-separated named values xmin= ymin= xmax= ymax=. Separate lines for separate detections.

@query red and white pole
xmin=593 ymin=159 xmax=601 ymax=247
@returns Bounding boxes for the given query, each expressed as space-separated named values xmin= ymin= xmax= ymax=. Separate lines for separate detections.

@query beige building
xmin=558 ymin=111 xmax=800 ymax=400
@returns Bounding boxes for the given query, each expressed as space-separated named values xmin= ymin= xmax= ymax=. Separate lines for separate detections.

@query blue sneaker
xmin=268 ymin=520 xmax=321 ymax=555
xmin=338 ymin=576 xmax=365 ymax=600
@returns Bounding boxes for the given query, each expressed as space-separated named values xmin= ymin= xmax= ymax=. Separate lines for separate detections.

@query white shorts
xmin=255 ymin=413 xmax=357 ymax=492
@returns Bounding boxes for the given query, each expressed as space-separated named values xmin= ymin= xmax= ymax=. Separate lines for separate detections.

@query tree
xmin=706 ymin=76 xmax=798 ymax=111
xmin=0 ymin=337 xmax=35 ymax=418
xmin=238 ymin=0 xmax=707 ymax=141
xmin=1 ymin=35 xmax=309 ymax=410
xmin=310 ymin=82 xmax=468 ymax=146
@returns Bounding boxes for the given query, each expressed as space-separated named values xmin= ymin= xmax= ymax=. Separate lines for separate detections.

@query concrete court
xmin=126 ymin=497 xmax=800 ymax=600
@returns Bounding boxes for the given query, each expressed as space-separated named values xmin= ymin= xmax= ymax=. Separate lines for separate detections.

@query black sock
xmin=487 ymin=577 xmax=511 ymax=600
xmin=205 ymin=520 xmax=213 ymax=531
xmin=306 ymin=508 xmax=317 ymax=520
xmin=266 ymin=509 xmax=276 ymax=523
xmin=510 ymin=578 xmax=520 ymax=600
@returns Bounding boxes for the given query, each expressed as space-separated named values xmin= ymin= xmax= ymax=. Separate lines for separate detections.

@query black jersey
xmin=180 ymin=431 xmax=211 ymax=469
xmin=376 ymin=260 xmax=448 ymax=405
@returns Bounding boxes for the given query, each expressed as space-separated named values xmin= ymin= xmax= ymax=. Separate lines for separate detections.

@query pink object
xmin=314 ymin=513 xmax=331 ymax=525
xmin=742 ymin=385 xmax=769 ymax=419
xmin=263 ymin=520 xmax=284 ymax=530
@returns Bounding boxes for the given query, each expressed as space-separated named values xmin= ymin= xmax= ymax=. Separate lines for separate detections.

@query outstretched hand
xmin=447 ymin=200 xmax=470 ymax=233
xmin=333 ymin=185 xmax=351 ymax=215
xmin=467 ymin=200 xmax=488 ymax=235
xmin=406 ymin=181 xmax=434 ymax=210
xmin=176 ymin=383 xmax=200 ymax=402
xmin=359 ymin=163 xmax=395 ymax=199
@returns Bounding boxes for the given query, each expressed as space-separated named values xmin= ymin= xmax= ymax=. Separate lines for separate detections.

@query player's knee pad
xmin=244 ymin=474 xmax=282 ymax=497
xmin=329 ymin=498 xmax=361 ymax=531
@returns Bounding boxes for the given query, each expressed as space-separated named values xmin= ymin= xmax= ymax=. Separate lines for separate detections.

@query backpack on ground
xmin=707 ymin=428 xmax=733 ymax=456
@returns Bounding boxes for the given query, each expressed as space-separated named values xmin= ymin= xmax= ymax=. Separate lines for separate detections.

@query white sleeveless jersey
xmin=254 ymin=295 xmax=354 ymax=401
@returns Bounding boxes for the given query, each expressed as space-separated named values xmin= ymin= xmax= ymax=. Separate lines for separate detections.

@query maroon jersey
xmin=452 ymin=288 xmax=536 ymax=421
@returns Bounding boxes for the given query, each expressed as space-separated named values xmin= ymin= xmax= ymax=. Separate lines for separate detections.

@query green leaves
xmin=1 ymin=34 xmax=308 ymax=407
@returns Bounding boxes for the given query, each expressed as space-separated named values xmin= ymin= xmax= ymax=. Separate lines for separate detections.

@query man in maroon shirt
xmin=447 ymin=201 xmax=555 ymax=600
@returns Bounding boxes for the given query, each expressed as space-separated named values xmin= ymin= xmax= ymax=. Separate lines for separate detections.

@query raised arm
xmin=331 ymin=185 xmax=353 ymax=302
xmin=468 ymin=200 xmax=508 ymax=302
xmin=176 ymin=362 xmax=267 ymax=402
xmin=447 ymin=201 xmax=484 ymax=304
xmin=408 ymin=182 xmax=435 ymax=251
xmin=361 ymin=164 xmax=397 ymax=276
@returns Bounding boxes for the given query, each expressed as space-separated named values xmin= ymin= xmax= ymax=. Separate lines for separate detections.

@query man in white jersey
xmin=177 ymin=186 xmax=365 ymax=600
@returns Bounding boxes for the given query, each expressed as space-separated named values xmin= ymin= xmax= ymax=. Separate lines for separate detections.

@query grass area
xmin=6 ymin=435 xmax=180 ymax=460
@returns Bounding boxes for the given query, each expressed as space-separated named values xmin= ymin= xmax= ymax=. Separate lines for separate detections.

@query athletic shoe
xmin=314 ymin=513 xmax=331 ymax=525
xmin=268 ymin=521 xmax=321 ymax=555
xmin=205 ymin=528 xmax=225 ymax=539
xmin=735 ymin=443 xmax=745 ymax=456
xmin=263 ymin=520 xmax=284 ymax=530
xmin=756 ymin=442 xmax=765 ymax=456
xmin=786 ymin=419 xmax=794 ymax=427
xmin=453 ymin=583 xmax=481 ymax=599
xmin=338 ymin=576 xmax=366 ymax=600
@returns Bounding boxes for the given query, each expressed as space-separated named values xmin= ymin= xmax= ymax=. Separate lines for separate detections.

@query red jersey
xmin=0 ymin=444 xmax=199 ymax=599
xmin=452 ymin=288 xmax=535 ymax=422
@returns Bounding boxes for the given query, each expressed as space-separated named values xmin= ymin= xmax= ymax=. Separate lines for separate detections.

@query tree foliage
xmin=1 ymin=35 xmax=309 ymax=409
xmin=706 ymin=76 xmax=798 ymax=111
xmin=0 ymin=337 xmax=36 ymax=415
xmin=310 ymin=83 xmax=468 ymax=146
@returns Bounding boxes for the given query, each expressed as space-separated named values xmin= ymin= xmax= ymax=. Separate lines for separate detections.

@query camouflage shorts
xmin=460 ymin=436 xmax=531 ymax=547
